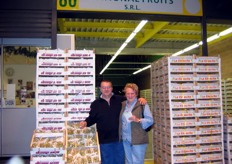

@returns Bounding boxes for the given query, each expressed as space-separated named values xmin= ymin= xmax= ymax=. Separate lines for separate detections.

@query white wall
xmin=3 ymin=64 xmax=36 ymax=93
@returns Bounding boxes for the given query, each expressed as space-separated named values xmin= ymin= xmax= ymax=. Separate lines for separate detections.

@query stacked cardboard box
xmin=151 ymin=55 xmax=224 ymax=163
xmin=30 ymin=49 xmax=100 ymax=164
xmin=30 ymin=127 xmax=66 ymax=164
xmin=36 ymin=49 xmax=95 ymax=128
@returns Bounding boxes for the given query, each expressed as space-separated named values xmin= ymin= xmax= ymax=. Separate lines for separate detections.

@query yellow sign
xmin=57 ymin=0 xmax=79 ymax=10
xmin=57 ymin=0 xmax=202 ymax=16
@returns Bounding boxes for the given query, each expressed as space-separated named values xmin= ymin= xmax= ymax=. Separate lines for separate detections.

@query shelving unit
xmin=151 ymin=55 xmax=224 ymax=164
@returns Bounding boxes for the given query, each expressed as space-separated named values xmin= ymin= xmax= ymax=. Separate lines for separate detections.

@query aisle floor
xmin=0 ymin=157 xmax=154 ymax=164
xmin=0 ymin=157 xmax=30 ymax=164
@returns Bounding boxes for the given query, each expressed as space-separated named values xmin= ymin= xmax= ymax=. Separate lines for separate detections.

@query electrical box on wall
xmin=57 ymin=34 xmax=75 ymax=50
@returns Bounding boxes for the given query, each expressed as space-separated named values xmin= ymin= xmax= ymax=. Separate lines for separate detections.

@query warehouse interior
xmin=1 ymin=0 xmax=232 ymax=163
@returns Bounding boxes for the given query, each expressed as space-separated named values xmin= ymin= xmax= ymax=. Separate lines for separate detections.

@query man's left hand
xmin=138 ymin=97 xmax=147 ymax=105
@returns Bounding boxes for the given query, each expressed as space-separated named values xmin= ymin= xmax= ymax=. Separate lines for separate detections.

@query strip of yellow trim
xmin=144 ymin=159 xmax=154 ymax=164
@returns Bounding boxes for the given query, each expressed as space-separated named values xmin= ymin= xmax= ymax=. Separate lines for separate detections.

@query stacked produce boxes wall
xmin=222 ymin=78 xmax=232 ymax=163
xmin=151 ymin=55 xmax=224 ymax=164
xmin=30 ymin=49 xmax=100 ymax=163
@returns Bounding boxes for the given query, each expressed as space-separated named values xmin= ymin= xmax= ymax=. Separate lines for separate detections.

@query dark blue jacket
xmin=85 ymin=94 xmax=125 ymax=144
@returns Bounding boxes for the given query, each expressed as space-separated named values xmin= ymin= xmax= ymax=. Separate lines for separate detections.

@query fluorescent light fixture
xmin=134 ymin=20 xmax=148 ymax=33
xmin=172 ymin=50 xmax=184 ymax=56
xmin=207 ymin=34 xmax=219 ymax=42
xmin=198 ymin=41 xmax=203 ymax=45
xmin=133 ymin=65 xmax=151 ymax=75
xmin=100 ymin=20 xmax=148 ymax=75
xmin=142 ymin=64 xmax=151 ymax=70
xmin=183 ymin=43 xmax=199 ymax=52
xmin=100 ymin=62 xmax=111 ymax=74
xmin=111 ymin=55 xmax=117 ymax=62
xmin=125 ymin=32 xmax=137 ymax=43
xmin=100 ymin=55 xmax=119 ymax=74
xmin=219 ymin=27 xmax=232 ymax=36
xmin=118 ymin=42 xmax=128 ymax=52
xmin=114 ymin=50 xmax=121 ymax=57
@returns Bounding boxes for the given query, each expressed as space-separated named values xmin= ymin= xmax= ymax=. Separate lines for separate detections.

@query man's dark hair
xmin=100 ymin=80 xmax=113 ymax=87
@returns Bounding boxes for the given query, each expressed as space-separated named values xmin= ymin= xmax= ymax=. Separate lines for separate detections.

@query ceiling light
xmin=99 ymin=20 xmax=148 ymax=75
xmin=114 ymin=50 xmax=121 ymax=57
xmin=134 ymin=20 xmax=148 ymax=33
xmin=172 ymin=50 xmax=184 ymax=56
xmin=133 ymin=65 xmax=151 ymax=75
xmin=207 ymin=34 xmax=219 ymax=42
xmin=118 ymin=42 xmax=128 ymax=52
xmin=183 ymin=43 xmax=199 ymax=52
xmin=125 ymin=32 xmax=137 ymax=43
xmin=219 ymin=27 xmax=232 ymax=36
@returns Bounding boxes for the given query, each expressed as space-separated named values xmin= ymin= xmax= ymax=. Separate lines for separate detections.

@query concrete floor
xmin=0 ymin=157 xmax=30 ymax=164
xmin=0 ymin=157 xmax=154 ymax=164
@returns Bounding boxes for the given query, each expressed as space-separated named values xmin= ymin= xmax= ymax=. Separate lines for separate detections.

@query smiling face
xmin=100 ymin=81 xmax=113 ymax=98
xmin=125 ymin=87 xmax=137 ymax=103
xmin=124 ymin=83 xmax=138 ymax=104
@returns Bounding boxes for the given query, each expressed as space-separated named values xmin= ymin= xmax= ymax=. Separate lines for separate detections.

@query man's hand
xmin=138 ymin=97 xmax=147 ymax=105
xmin=79 ymin=121 xmax=87 ymax=129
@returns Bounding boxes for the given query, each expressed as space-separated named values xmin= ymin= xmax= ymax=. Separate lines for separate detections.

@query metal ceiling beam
xmin=59 ymin=19 xmax=229 ymax=34
xmin=65 ymin=31 xmax=142 ymax=38
xmin=152 ymin=33 xmax=201 ymax=40
xmin=58 ymin=18 xmax=66 ymax=33
xmin=60 ymin=19 xmax=155 ymax=29
xmin=65 ymin=31 xmax=201 ymax=41
xmin=136 ymin=22 xmax=169 ymax=48
xmin=92 ymin=47 xmax=182 ymax=55
xmin=165 ymin=24 xmax=229 ymax=32
xmin=64 ymin=21 xmax=141 ymax=29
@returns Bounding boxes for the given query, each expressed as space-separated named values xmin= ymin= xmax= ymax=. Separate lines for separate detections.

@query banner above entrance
xmin=57 ymin=0 xmax=202 ymax=16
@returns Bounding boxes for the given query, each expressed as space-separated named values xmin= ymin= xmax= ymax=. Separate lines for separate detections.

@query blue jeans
xmin=123 ymin=140 xmax=147 ymax=164
xmin=100 ymin=141 xmax=125 ymax=164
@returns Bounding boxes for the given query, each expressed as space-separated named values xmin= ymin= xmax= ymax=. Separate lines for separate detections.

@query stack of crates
xmin=65 ymin=122 xmax=100 ymax=164
xmin=222 ymin=78 xmax=232 ymax=163
xmin=31 ymin=49 xmax=99 ymax=163
xmin=30 ymin=127 xmax=66 ymax=164
xmin=151 ymin=55 xmax=224 ymax=164
xmin=223 ymin=78 xmax=232 ymax=115
xmin=36 ymin=49 xmax=95 ymax=128
xmin=224 ymin=115 xmax=232 ymax=163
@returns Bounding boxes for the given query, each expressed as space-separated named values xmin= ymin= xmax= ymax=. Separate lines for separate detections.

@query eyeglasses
xmin=101 ymin=86 xmax=112 ymax=90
